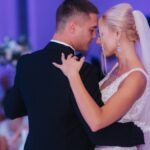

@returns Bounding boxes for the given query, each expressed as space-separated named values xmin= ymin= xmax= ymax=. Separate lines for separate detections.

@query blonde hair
xmin=100 ymin=3 xmax=139 ymax=42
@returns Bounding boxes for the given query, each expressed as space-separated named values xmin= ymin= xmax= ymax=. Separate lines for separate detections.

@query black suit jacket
xmin=4 ymin=42 xmax=144 ymax=150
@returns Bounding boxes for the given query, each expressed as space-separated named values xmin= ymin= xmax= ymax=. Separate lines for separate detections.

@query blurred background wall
xmin=0 ymin=0 xmax=150 ymax=51
xmin=0 ymin=0 xmax=150 ymax=68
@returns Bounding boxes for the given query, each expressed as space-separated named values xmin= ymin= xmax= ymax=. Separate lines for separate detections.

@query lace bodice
xmin=99 ymin=63 xmax=150 ymax=132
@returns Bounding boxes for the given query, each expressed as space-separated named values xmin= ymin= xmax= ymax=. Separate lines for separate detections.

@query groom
xmin=4 ymin=0 xmax=144 ymax=150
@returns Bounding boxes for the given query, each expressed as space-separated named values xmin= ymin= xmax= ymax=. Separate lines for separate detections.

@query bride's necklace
xmin=103 ymin=65 xmax=125 ymax=88
xmin=101 ymin=68 xmax=120 ymax=89
xmin=101 ymin=62 xmax=129 ymax=89
xmin=108 ymin=70 xmax=119 ymax=82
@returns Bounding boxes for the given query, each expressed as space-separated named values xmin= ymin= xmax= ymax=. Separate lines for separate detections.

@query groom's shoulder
xmin=19 ymin=49 xmax=45 ymax=61
xmin=81 ymin=62 xmax=97 ymax=75
xmin=82 ymin=61 xmax=99 ymax=71
xmin=82 ymin=61 xmax=92 ymax=69
xmin=81 ymin=62 xmax=104 ymax=81
xmin=16 ymin=49 xmax=45 ymax=68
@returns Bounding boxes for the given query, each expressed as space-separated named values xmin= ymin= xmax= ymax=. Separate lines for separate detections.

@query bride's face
xmin=96 ymin=20 xmax=117 ymax=57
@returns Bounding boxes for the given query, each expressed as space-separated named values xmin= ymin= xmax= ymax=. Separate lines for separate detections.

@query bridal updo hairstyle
xmin=100 ymin=3 xmax=139 ymax=42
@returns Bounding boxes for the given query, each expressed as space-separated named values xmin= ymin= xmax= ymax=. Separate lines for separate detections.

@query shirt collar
xmin=50 ymin=39 xmax=75 ymax=51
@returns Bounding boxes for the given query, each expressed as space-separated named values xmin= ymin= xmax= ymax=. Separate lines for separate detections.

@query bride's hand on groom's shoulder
xmin=52 ymin=53 xmax=85 ymax=78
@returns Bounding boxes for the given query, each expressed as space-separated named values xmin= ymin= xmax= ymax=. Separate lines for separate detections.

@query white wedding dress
xmin=95 ymin=63 xmax=150 ymax=150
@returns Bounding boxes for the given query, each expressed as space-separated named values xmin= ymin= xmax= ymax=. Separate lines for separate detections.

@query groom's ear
xmin=67 ymin=20 xmax=76 ymax=34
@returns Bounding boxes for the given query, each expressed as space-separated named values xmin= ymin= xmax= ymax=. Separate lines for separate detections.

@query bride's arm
xmin=53 ymin=54 xmax=146 ymax=131
xmin=68 ymin=70 xmax=146 ymax=131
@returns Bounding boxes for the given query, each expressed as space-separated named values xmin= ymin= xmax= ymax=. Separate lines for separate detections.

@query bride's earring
xmin=117 ymin=42 xmax=122 ymax=53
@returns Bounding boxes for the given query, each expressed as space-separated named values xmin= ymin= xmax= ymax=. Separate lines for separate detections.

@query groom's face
xmin=72 ymin=13 xmax=98 ymax=52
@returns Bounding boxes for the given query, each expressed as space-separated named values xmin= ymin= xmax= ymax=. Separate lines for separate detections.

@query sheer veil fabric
xmin=133 ymin=10 xmax=150 ymax=150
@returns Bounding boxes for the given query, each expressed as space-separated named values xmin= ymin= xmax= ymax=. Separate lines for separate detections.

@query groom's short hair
xmin=56 ymin=0 xmax=99 ymax=31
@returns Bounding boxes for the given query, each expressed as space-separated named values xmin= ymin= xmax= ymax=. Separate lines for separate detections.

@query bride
xmin=53 ymin=3 xmax=150 ymax=150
